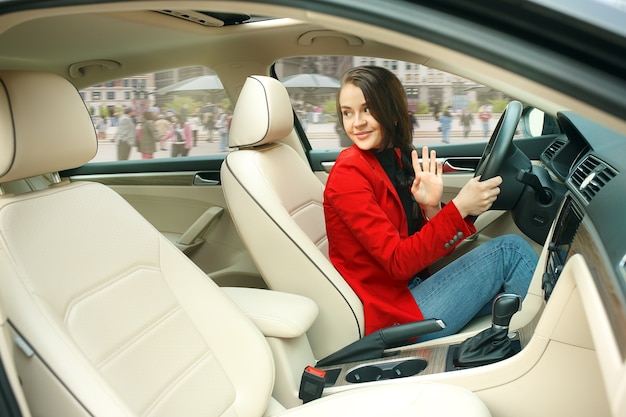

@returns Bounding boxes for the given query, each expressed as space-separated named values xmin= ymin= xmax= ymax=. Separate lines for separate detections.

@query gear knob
xmin=492 ymin=293 xmax=522 ymax=331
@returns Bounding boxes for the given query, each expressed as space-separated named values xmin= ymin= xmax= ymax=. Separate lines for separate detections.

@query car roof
xmin=0 ymin=0 xmax=624 ymax=133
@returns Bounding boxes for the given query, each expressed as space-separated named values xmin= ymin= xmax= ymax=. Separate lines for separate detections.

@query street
xmin=91 ymin=117 xmax=491 ymax=163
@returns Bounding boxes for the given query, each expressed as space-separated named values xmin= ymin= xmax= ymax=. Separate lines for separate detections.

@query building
xmin=352 ymin=57 xmax=481 ymax=113
xmin=79 ymin=74 xmax=156 ymax=123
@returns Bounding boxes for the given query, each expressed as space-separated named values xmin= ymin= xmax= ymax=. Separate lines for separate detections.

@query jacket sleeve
xmin=325 ymin=155 xmax=475 ymax=280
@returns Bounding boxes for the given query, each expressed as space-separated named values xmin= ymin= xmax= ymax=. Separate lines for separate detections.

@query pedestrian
xmin=216 ymin=111 xmax=232 ymax=152
xmin=409 ymin=111 xmax=419 ymax=129
xmin=154 ymin=114 xmax=171 ymax=151
xmin=96 ymin=115 xmax=108 ymax=141
xmin=479 ymin=105 xmax=492 ymax=138
xmin=136 ymin=111 xmax=160 ymax=159
xmin=189 ymin=109 xmax=202 ymax=146
xmin=324 ymin=65 xmax=537 ymax=340
xmin=113 ymin=107 xmax=135 ymax=160
xmin=204 ymin=112 xmax=215 ymax=142
xmin=431 ymin=100 xmax=440 ymax=121
xmin=439 ymin=106 xmax=453 ymax=143
xmin=460 ymin=108 xmax=474 ymax=138
xmin=162 ymin=114 xmax=193 ymax=157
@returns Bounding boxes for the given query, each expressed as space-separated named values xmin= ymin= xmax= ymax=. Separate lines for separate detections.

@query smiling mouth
xmin=354 ymin=131 xmax=371 ymax=140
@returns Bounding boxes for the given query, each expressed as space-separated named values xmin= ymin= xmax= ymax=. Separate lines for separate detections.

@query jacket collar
xmin=352 ymin=145 xmax=406 ymax=214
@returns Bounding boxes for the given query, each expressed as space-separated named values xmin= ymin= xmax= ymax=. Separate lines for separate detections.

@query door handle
xmin=193 ymin=173 xmax=220 ymax=186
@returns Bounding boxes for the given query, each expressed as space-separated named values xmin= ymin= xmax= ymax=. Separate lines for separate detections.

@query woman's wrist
xmin=421 ymin=203 xmax=442 ymax=221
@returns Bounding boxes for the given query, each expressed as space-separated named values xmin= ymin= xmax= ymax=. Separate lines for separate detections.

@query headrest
xmin=0 ymin=71 xmax=97 ymax=183
xmin=228 ymin=76 xmax=294 ymax=148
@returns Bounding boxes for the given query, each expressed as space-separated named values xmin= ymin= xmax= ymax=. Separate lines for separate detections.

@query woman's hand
xmin=411 ymin=147 xmax=443 ymax=211
xmin=452 ymin=176 xmax=502 ymax=218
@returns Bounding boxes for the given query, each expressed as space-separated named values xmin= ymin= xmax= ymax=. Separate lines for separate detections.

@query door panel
xmin=64 ymin=161 xmax=265 ymax=289
xmin=113 ymin=182 xmax=264 ymax=288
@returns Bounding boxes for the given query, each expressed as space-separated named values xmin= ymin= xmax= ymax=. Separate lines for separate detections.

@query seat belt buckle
xmin=298 ymin=365 xmax=326 ymax=403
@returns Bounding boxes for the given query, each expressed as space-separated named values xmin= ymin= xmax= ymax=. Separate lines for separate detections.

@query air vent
xmin=569 ymin=154 xmax=617 ymax=203
xmin=542 ymin=138 xmax=565 ymax=161
xmin=156 ymin=10 xmax=225 ymax=27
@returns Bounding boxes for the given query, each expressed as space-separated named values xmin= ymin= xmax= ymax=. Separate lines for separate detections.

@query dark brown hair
xmin=336 ymin=66 xmax=413 ymax=154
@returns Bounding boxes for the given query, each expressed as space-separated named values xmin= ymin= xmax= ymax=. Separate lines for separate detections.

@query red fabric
xmin=323 ymin=146 xmax=476 ymax=335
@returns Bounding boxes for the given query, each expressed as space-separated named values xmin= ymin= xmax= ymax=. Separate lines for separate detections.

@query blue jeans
xmin=409 ymin=234 xmax=537 ymax=342
xmin=218 ymin=132 xmax=229 ymax=151
xmin=441 ymin=127 xmax=451 ymax=143
xmin=482 ymin=121 xmax=490 ymax=138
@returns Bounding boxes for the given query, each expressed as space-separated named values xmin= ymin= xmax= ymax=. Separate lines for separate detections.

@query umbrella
xmin=281 ymin=73 xmax=340 ymax=94
xmin=155 ymin=75 xmax=224 ymax=95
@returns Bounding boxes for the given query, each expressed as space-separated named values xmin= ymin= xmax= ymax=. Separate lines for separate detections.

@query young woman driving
xmin=323 ymin=66 xmax=538 ymax=340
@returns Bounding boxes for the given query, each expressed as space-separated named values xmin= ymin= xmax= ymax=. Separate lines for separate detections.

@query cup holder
xmin=345 ymin=358 xmax=427 ymax=383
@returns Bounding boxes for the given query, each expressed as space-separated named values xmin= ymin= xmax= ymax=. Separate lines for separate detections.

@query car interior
xmin=0 ymin=2 xmax=624 ymax=417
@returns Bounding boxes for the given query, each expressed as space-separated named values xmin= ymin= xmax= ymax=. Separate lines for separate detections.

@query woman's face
xmin=339 ymin=83 xmax=383 ymax=150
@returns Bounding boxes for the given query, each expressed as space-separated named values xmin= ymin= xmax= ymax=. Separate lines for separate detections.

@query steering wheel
xmin=474 ymin=100 xmax=523 ymax=181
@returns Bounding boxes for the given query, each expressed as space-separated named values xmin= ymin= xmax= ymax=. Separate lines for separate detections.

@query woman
xmin=162 ymin=114 xmax=192 ymax=157
xmin=136 ymin=111 xmax=160 ymax=159
xmin=323 ymin=66 xmax=537 ymax=341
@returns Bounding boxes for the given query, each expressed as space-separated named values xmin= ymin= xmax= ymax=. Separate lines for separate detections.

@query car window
xmin=274 ymin=56 xmax=524 ymax=150
xmin=80 ymin=66 xmax=230 ymax=163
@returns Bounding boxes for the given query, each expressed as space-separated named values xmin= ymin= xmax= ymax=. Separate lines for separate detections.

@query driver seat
xmin=221 ymin=75 xmax=364 ymax=359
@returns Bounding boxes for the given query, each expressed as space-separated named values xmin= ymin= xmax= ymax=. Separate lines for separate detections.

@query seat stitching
xmin=143 ymin=351 xmax=215 ymax=417
xmin=95 ymin=305 xmax=181 ymax=369
xmin=63 ymin=265 xmax=161 ymax=325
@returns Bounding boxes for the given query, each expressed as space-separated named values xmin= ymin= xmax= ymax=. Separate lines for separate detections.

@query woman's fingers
xmin=415 ymin=146 xmax=438 ymax=173
xmin=413 ymin=147 xmax=442 ymax=178
xmin=429 ymin=148 xmax=436 ymax=173
xmin=411 ymin=149 xmax=421 ymax=174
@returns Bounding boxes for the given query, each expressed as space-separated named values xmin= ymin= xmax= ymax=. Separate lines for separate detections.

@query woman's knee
xmin=492 ymin=234 xmax=535 ymax=255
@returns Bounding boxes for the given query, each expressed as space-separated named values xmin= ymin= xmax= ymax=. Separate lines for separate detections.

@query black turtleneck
xmin=374 ymin=148 xmax=420 ymax=235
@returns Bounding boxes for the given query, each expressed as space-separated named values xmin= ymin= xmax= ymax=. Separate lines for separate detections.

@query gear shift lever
xmin=455 ymin=293 xmax=522 ymax=367
xmin=492 ymin=293 xmax=522 ymax=331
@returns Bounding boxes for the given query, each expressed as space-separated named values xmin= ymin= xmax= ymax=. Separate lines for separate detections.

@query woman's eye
xmin=343 ymin=110 xmax=353 ymax=117
xmin=364 ymin=107 xmax=370 ymax=113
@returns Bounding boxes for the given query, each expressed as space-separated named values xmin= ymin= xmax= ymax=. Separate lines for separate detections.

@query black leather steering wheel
xmin=474 ymin=100 xmax=523 ymax=181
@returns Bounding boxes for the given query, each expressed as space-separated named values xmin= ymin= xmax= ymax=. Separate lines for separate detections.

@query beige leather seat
xmin=221 ymin=75 xmax=365 ymax=359
xmin=221 ymin=76 xmax=494 ymax=362
xmin=0 ymin=70 xmax=490 ymax=417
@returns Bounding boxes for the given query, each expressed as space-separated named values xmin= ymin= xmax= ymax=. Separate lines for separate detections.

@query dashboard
xmin=539 ymin=111 xmax=626 ymax=358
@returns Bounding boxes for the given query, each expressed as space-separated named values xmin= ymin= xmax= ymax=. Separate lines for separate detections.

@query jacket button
xmin=449 ymin=239 xmax=455 ymax=246
xmin=444 ymin=243 xmax=451 ymax=249
xmin=457 ymin=231 xmax=464 ymax=238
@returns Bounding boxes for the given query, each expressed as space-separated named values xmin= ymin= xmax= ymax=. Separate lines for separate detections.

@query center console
xmin=317 ymin=297 xmax=527 ymax=388
xmin=542 ymin=196 xmax=584 ymax=301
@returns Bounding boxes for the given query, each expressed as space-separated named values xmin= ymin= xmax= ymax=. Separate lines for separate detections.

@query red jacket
xmin=323 ymin=146 xmax=476 ymax=335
